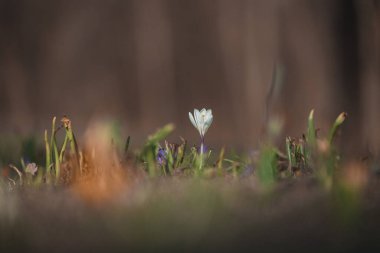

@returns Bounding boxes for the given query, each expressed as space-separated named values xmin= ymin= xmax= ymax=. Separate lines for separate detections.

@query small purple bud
xmin=25 ymin=163 xmax=38 ymax=176
xmin=157 ymin=148 xmax=167 ymax=165
xmin=241 ymin=165 xmax=254 ymax=178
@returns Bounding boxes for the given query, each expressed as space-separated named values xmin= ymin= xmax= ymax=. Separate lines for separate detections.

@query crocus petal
xmin=206 ymin=109 xmax=212 ymax=120
xmin=200 ymin=109 xmax=208 ymax=122
xmin=203 ymin=116 xmax=213 ymax=134
xmin=194 ymin=109 xmax=200 ymax=127
xmin=200 ymin=109 xmax=208 ymax=124
xmin=189 ymin=112 xmax=197 ymax=129
xmin=203 ymin=110 xmax=213 ymax=134
xmin=203 ymin=124 xmax=209 ymax=135
xmin=196 ymin=110 xmax=205 ymax=135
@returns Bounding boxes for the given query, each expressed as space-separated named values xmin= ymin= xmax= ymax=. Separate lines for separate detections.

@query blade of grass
xmin=20 ymin=158 xmax=26 ymax=171
xmin=217 ymin=147 xmax=225 ymax=176
xmin=9 ymin=164 xmax=22 ymax=186
xmin=53 ymin=140 xmax=60 ymax=183
xmin=165 ymin=141 xmax=174 ymax=175
xmin=44 ymin=129 xmax=51 ymax=178
xmin=49 ymin=117 xmax=61 ymax=183
xmin=307 ymin=109 xmax=316 ymax=146
xmin=286 ymin=137 xmax=293 ymax=172
xmin=59 ymin=134 xmax=68 ymax=163
xmin=328 ymin=112 xmax=347 ymax=144
xmin=175 ymin=138 xmax=187 ymax=168
xmin=49 ymin=117 xmax=56 ymax=161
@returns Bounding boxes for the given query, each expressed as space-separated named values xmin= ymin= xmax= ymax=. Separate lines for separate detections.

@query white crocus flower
xmin=189 ymin=108 xmax=213 ymax=170
xmin=189 ymin=108 xmax=213 ymax=139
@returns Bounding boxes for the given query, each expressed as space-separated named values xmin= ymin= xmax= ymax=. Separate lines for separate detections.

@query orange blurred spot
xmin=342 ymin=162 xmax=369 ymax=191
xmin=70 ymin=120 xmax=133 ymax=205
xmin=2 ymin=167 xmax=10 ymax=178
xmin=72 ymin=169 xmax=129 ymax=205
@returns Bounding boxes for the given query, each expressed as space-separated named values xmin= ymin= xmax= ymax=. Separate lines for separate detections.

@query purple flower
xmin=157 ymin=148 xmax=167 ymax=165
xmin=25 ymin=163 xmax=38 ymax=176
xmin=241 ymin=165 xmax=255 ymax=178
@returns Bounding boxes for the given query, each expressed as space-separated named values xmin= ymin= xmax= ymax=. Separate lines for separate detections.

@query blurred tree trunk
xmin=242 ymin=0 xmax=279 ymax=146
xmin=332 ymin=0 xmax=361 ymax=154
xmin=133 ymin=0 xmax=176 ymax=131
xmin=276 ymin=0 xmax=336 ymax=138
xmin=358 ymin=0 xmax=380 ymax=158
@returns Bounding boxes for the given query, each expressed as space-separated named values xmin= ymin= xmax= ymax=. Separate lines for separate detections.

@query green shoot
xmin=217 ymin=147 xmax=225 ymax=176
xmin=286 ymin=137 xmax=293 ymax=172
xmin=59 ymin=134 xmax=68 ymax=163
xmin=62 ymin=116 xmax=80 ymax=169
xmin=44 ymin=129 xmax=51 ymax=178
xmin=328 ymin=112 xmax=347 ymax=144
xmin=49 ymin=117 xmax=57 ymax=162
xmin=307 ymin=109 xmax=316 ymax=147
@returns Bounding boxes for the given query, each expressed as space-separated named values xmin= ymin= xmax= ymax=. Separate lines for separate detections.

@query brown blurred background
xmin=0 ymin=0 xmax=379 ymax=155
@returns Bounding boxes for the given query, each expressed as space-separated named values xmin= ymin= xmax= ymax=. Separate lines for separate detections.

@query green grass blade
xmin=307 ymin=109 xmax=316 ymax=146
xmin=49 ymin=117 xmax=56 ymax=161
xmin=44 ymin=129 xmax=51 ymax=177
xmin=328 ymin=112 xmax=347 ymax=144
xmin=53 ymin=140 xmax=60 ymax=183
xmin=59 ymin=134 xmax=68 ymax=163
xmin=20 ymin=158 xmax=26 ymax=171
xmin=165 ymin=141 xmax=174 ymax=174
xmin=175 ymin=139 xmax=186 ymax=168
xmin=286 ymin=137 xmax=293 ymax=171
xmin=217 ymin=147 xmax=225 ymax=176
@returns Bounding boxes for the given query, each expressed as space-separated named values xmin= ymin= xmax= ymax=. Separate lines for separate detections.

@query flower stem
xmin=199 ymin=137 xmax=205 ymax=170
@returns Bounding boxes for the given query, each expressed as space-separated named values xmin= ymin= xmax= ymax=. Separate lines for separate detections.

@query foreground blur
xmin=1 ymin=175 xmax=380 ymax=253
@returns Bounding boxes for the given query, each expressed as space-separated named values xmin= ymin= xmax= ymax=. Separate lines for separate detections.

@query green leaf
xmin=257 ymin=145 xmax=278 ymax=187
xmin=146 ymin=124 xmax=175 ymax=146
